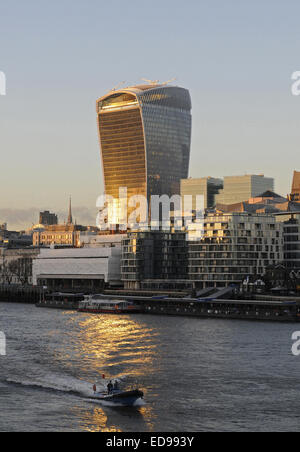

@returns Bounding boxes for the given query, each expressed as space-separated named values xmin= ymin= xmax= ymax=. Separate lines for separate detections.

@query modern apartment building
xmin=96 ymin=83 xmax=192 ymax=223
xmin=188 ymin=213 xmax=283 ymax=289
xmin=181 ymin=177 xmax=223 ymax=210
xmin=283 ymin=217 xmax=300 ymax=271
xmin=121 ymin=231 xmax=189 ymax=290
xmin=215 ymin=175 xmax=274 ymax=206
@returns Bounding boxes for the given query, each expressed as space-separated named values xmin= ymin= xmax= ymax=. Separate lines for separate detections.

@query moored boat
xmin=78 ymin=295 xmax=141 ymax=314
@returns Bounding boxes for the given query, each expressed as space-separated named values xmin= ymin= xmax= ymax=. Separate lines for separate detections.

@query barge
xmin=78 ymin=296 xmax=141 ymax=314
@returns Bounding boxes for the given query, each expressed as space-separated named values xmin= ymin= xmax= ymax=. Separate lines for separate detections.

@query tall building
xmin=96 ymin=83 xmax=192 ymax=221
xmin=215 ymin=175 xmax=274 ymax=206
xmin=39 ymin=211 xmax=58 ymax=226
xmin=181 ymin=177 xmax=223 ymax=210
xmin=291 ymin=171 xmax=300 ymax=202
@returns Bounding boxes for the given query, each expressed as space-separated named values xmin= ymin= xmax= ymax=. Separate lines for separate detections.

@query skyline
xmin=1 ymin=0 xmax=300 ymax=229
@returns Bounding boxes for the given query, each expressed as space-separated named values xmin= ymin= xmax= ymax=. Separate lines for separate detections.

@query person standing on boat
xmin=107 ymin=381 xmax=113 ymax=394
xmin=114 ymin=380 xmax=120 ymax=391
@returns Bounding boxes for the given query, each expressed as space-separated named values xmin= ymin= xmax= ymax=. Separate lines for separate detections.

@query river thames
xmin=0 ymin=302 xmax=299 ymax=432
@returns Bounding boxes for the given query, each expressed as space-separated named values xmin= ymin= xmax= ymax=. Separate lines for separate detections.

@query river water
xmin=0 ymin=302 xmax=300 ymax=432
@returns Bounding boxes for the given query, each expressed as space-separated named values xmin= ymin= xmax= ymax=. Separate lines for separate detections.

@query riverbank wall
xmin=0 ymin=285 xmax=42 ymax=304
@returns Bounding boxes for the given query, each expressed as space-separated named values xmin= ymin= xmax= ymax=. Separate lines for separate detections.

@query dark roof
xmin=257 ymin=190 xmax=284 ymax=199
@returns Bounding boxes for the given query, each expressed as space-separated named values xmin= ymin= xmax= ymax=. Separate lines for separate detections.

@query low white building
xmin=32 ymin=247 xmax=122 ymax=291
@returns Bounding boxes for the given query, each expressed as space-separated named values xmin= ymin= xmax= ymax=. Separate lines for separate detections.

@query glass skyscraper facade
xmin=97 ymin=84 xmax=192 ymax=217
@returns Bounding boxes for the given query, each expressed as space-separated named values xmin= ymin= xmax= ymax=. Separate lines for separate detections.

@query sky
xmin=0 ymin=0 xmax=300 ymax=230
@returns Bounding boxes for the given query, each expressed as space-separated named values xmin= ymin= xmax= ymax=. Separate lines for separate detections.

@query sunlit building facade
xmin=189 ymin=213 xmax=283 ymax=289
xmin=291 ymin=171 xmax=300 ymax=202
xmin=181 ymin=177 xmax=223 ymax=210
xmin=215 ymin=175 xmax=274 ymax=206
xmin=96 ymin=84 xmax=192 ymax=223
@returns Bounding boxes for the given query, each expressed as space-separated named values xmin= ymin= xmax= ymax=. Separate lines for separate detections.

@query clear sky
xmin=0 ymin=0 xmax=300 ymax=229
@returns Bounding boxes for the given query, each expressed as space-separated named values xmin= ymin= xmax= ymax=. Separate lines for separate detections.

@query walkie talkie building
xmin=96 ymin=84 xmax=192 ymax=215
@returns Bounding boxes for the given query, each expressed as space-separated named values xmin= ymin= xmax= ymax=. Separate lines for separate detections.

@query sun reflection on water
xmin=76 ymin=403 xmax=156 ymax=433
xmin=73 ymin=314 xmax=160 ymax=378
xmin=66 ymin=313 xmax=160 ymax=431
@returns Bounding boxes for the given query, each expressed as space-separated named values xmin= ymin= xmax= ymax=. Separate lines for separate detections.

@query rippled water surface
xmin=0 ymin=302 xmax=300 ymax=432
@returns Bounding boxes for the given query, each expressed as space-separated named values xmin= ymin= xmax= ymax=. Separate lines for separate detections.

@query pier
xmin=94 ymin=293 xmax=300 ymax=322
xmin=1 ymin=284 xmax=300 ymax=322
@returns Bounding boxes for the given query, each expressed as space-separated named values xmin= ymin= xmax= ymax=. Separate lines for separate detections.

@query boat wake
xmin=3 ymin=374 xmax=145 ymax=407
xmin=5 ymin=375 xmax=91 ymax=397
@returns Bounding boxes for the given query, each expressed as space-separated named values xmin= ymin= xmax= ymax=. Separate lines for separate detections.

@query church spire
xmin=67 ymin=196 xmax=73 ymax=225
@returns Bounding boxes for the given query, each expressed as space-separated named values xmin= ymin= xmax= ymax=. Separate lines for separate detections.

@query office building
xmin=97 ymin=83 xmax=192 ymax=223
xmin=181 ymin=177 xmax=223 ymax=210
xmin=215 ymin=175 xmax=274 ymax=206
xmin=39 ymin=211 xmax=58 ymax=226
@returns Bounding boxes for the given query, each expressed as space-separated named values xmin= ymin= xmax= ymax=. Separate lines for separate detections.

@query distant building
xmin=291 ymin=171 xmax=300 ymax=202
xmin=217 ymin=191 xmax=287 ymax=214
xmin=33 ymin=198 xmax=87 ymax=248
xmin=39 ymin=211 xmax=58 ymax=226
xmin=33 ymin=224 xmax=87 ymax=248
xmin=181 ymin=177 xmax=223 ymax=210
xmin=215 ymin=175 xmax=274 ymax=206
xmin=78 ymin=232 xmax=125 ymax=248
xmin=215 ymin=191 xmax=300 ymax=216
xmin=188 ymin=213 xmax=283 ymax=289
xmin=33 ymin=247 xmax=122 ymax=291
xmin=0 ymin=226 xmax=33 ymax=249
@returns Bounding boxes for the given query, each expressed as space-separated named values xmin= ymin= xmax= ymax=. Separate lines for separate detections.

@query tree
xmin=0 ymin=259 xmax=14 ymax=285
xmin=7 ymin=258 xmax=32 ymax=286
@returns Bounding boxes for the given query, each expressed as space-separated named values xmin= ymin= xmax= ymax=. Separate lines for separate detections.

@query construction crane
xmin=111 ymin=81 xmax=126 ymax=92
xmin=141 ymin=78 xmax=176 ymax=86
xmin=141 ymin=78 xmax=160 ymax=85
xmin=160 ymin=78 xmax=176 ymax=86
